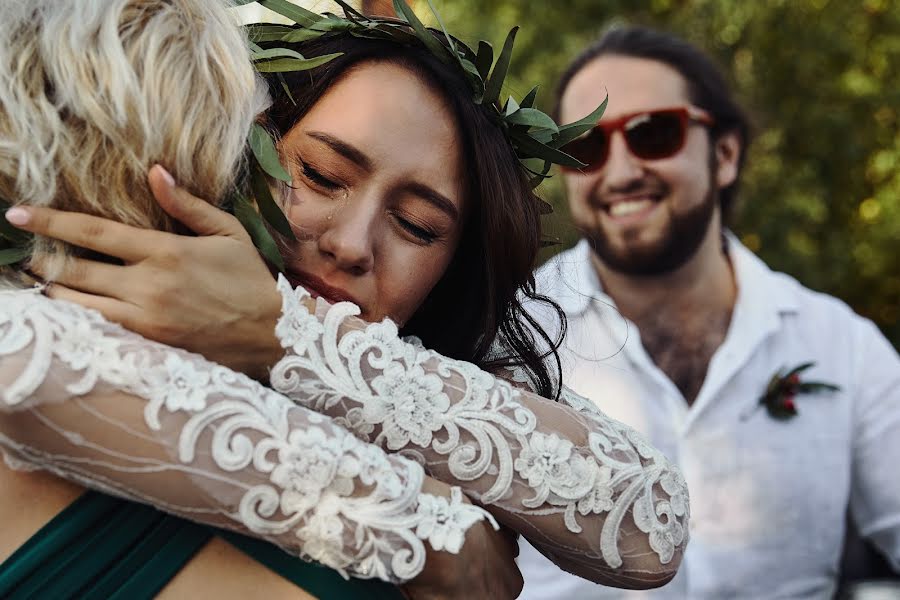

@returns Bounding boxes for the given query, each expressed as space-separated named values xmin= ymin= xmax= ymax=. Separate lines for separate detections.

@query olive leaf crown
xmin=1 ymin=0 xmax=606 ymax=270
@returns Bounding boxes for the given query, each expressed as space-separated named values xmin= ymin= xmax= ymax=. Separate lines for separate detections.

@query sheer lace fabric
xmin=0 ymin=285 xmax=495 ymax=583
xmin=270 ymin=276 xmax=689 ymax=587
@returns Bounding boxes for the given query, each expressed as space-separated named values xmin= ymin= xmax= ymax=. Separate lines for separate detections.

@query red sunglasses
xmin=561 ymin=106 xmax=714 ymax=172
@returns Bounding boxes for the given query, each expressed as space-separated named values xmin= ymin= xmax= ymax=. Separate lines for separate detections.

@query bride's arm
xmin=0 ymin=287 xmax=495 ymax=584
xmin=268 ymin=278 xmax=686 ymax=589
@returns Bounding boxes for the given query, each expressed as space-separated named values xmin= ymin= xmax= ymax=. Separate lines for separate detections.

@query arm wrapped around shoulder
xmin=270 ymin=276 xmax=689 ymax=589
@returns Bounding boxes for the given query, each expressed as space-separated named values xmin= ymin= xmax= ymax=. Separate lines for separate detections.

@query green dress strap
xmin=0 ymin=492 xmax=404 ymax=600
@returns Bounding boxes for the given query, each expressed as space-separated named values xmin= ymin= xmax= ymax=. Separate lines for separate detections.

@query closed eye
xmin=393 ymin=214 xmax=437 ymax=244
xmin=299 ymin=159 xmax=341 ymax=190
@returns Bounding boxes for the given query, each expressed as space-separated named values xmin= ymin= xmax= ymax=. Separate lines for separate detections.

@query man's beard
xmin=585 ymin=173 xmax=718 ymax=277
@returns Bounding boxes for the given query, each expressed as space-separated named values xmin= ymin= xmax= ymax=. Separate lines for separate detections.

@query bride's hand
xmin=7 ymin=165 xmax=284 ymax=380
xmin=402 ymin=480 xmax=523 ymax=600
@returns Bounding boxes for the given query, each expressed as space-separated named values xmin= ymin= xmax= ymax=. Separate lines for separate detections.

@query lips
xmin=285 ymin=269 xmax=360 ymax=306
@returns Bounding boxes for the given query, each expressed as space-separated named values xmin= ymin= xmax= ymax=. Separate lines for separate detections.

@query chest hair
xmin=632 ymin=308 xmax=733 ymax=405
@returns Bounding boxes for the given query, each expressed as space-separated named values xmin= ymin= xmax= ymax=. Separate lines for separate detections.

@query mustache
xmin=591 ymin=177 xmax=670 ymax=208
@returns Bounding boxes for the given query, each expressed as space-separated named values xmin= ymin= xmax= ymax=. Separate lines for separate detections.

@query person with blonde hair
xmin=1 ymin=0 xmax=690 ymax=597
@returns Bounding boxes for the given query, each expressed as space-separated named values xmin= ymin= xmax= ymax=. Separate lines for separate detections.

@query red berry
xmin=788 ymin=374 xmax=800 ymax=385
xmin=783 ymin=397 xmax=796 ymax=412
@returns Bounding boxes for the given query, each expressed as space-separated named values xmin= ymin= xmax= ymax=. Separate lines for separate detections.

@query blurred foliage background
xmin=423 ymin=0 xmax=900 ymax=347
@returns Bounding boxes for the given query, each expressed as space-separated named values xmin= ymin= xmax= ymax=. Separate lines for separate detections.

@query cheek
xmin=564 ymin=175 xmax=598 ymax=216
xmin=285 ymin=194 xmax=330 ymax=239
xmin=374 ymin=245 xmax=455 ymax=325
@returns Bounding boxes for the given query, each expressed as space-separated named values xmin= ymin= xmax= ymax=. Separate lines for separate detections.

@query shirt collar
xmin=552 ymin=233 xmax=801 ymax=318
xmin=725 ymin=231 xmax=800 ymax=317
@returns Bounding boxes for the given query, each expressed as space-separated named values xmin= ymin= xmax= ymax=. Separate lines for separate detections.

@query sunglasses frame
xmin=561 ymin=106 xmax=715 ymax=173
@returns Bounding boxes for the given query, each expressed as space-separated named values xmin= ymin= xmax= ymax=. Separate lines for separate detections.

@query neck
xmin=591 ymin=224 xmax=737 ymax=324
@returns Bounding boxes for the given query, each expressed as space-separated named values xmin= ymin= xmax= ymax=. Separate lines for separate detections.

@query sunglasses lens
xmin=625 ymin=111 xmax=685 ymax=160
xmin=561 ymin=128 xmax=608 ymax=171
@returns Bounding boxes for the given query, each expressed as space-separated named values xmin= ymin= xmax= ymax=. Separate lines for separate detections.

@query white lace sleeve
xmin=0 ymin=287 xmax=495 ymax=583
xmin=270 ymin=276 xmax=689 ymax=588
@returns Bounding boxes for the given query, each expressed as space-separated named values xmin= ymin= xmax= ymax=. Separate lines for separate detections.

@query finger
xmin=5 ymin=206 xmax=162 ymax=263
xmin=34 ymin=256 xmax=131 ymax=300
xmin=149 ymin=165 xmax=247 ymax=240
xmin=47 ymin=282 xmax=140 ymax=326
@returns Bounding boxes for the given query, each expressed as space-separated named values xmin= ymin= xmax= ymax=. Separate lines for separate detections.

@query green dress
xmin=0 ymin=492 xmax=404 ymax=600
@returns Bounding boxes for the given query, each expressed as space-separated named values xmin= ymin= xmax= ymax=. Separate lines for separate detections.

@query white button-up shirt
xmin=518 ymin=238 xmax=900 ymax=599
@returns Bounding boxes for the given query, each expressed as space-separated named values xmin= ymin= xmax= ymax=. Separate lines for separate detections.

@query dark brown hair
xmin=262 ymin=32 xmax=565 ymax=397
xmin=555 ymin=25 xmax=751 ymax=222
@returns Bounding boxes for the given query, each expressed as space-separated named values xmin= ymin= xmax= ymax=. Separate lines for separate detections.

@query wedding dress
xmin=0 ymin=277 xmax=689 ymax=586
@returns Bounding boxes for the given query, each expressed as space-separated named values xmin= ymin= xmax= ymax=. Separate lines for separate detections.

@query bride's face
xmin=279 ymin=61 xmax=466 ymax=326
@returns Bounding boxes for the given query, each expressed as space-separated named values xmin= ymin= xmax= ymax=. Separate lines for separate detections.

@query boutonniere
xmin=744 ymin=362 xmax=840 ymax=421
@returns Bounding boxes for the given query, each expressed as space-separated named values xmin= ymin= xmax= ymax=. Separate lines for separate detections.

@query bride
xmin=0 ymin=0 xmax=688 ymax=596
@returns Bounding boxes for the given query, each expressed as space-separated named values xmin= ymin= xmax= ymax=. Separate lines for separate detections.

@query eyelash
xmin=299 ymin=159 xmax=341 ymax=191
xmin=393 ymin=214 xmax=438 ymax=244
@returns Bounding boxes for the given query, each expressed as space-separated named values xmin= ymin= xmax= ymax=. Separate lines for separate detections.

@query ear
xmin=714 ymin=130 xmax=741 ymax=189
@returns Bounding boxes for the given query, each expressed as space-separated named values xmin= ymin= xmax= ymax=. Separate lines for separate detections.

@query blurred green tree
xmin=429 ymin=0 xmax=900 ymax=347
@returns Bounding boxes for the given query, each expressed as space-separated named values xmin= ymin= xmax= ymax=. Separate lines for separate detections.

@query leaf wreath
xmin=232 ymin=0 xmax=607 ymax=268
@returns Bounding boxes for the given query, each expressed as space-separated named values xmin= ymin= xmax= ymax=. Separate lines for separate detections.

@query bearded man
xmin=518 ymin=25 xmax=900 ymax=599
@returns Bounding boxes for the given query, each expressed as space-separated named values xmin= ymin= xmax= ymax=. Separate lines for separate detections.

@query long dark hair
xmin=555 ymin=25 xmax=751 ymax=222
xmin=262 ymin=32 xmax=566 ymax=398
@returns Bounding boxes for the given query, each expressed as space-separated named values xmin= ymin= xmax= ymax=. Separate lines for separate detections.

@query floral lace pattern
xmin=0 ymin=287 xmax=496 ymax=582
xmin=271 ymin=276 xmax=690 ymax=585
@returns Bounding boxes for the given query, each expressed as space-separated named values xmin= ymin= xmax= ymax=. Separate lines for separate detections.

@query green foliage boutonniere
xmin=746 ymin=362 xmax=840 ymax=421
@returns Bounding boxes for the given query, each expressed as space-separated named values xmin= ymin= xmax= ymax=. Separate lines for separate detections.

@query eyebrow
xmin=305 ymin=130 xmax=460 ymax=223
xmin=306 ymin=131 xmax=373 ymax=172
xmin=404 ymin=182 xmax=460 ymax=222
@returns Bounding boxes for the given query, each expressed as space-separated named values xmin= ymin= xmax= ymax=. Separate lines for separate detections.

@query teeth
xmin=608 ymin=199 xmax=653 ymax=217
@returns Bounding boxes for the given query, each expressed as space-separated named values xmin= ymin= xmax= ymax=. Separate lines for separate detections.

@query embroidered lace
xmin=270 ymin=276 xmax=689 ymax=586
xmin=0 ymin=276 xmax=689 ymax=587
xmin=0 ymin=286 xmax=495 ymax=583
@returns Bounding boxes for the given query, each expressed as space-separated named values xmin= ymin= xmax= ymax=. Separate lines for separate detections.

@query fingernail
xmin=5 ymin=207 xmax=30 ymax=226
xmin=155 ymin=165 xmax=175 ymax=187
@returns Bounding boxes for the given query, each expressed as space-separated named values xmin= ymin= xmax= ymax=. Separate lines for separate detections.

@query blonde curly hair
xmin=0 ymin=0 xmax=267 ymax=281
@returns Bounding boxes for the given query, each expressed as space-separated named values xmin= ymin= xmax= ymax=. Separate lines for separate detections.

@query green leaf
xmin=257 ymin=0 xmax=320 ymax=26
xmin=253 ymin=53 xmax=342 ymax=73
xmin=423 ymin=0 xmax=470 ymax=79
xmin=282 ymin=28 xmax=326 ymax=43
xmin=246 ymin=25 xmax=293 ymax=43
xmin=232 ymin=194 xmax=286 ymax=272
xmin=249 ymin=123 xmax=291 ymax=182
xmin=251 ymin=47 xmax=306 ymax=61
xmin=520 ymin=86 xmax=539 ymax=109
xmin=474 ymin=41 xmax=493 ymax=81
xmin=0 ymin=246 xmax=29 ymax=266
xmin=392 ymin=0 xmax=453 ymax=65
xmin=784 ymin=362 xmax=816 ymax=378
xmin=523 ymin=159 xmax=553 ymax=189
xmin=511 ymin=130 xmax=585 ymax=168
xmin=332 ymin=0 xmax=367 ymax=21
xmin=484 ymin=26 xmax=518 ymax=106
xmin=506 ymin=108 xmax=559 ymax=133
xmin=505 ymin=97 xmax=520 ymax=117
xmin=250 ymin=164 xmax=296 ymax=241
xmin=278 ymin=73 xmax=296 ymax=105
xmin=555 ymin=96 xmax=608 ymax=147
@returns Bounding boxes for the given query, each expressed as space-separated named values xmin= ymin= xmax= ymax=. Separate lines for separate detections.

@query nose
xmin=601 ymin=130 xmax=644 ymax=190
xmin=317 ymin=199 xmax=377 ymax=276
